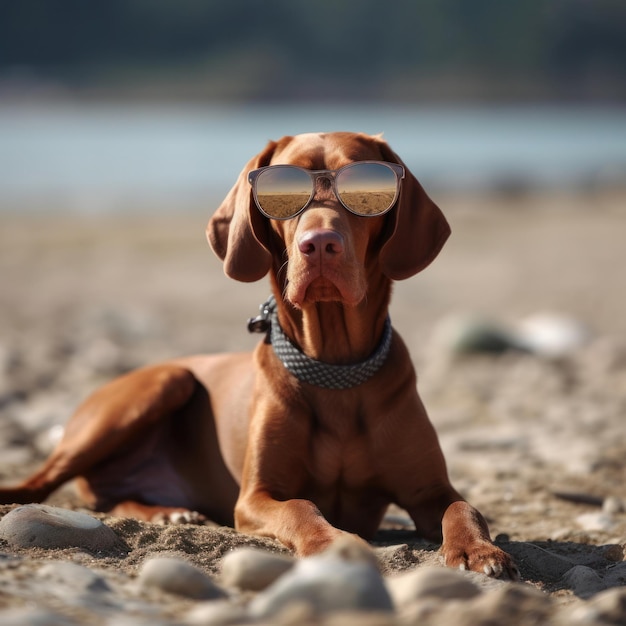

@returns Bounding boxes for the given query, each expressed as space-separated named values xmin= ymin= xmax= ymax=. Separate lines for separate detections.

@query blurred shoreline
xmin=2 ymin=102 xmax=626 ymax=214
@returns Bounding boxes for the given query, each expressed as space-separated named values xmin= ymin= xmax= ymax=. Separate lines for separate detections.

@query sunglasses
xmin=248 ymin=161 xmax=405 ymax=220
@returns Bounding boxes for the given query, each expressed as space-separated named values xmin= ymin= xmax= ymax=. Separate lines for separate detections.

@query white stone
xmin=185 ymin=600 xmax=249 ymax=625
xmin=249 ymin=549 xmax=392 ymax=619
xmin=387 ymin=566 xmax=481 ymax=610
xmin=576 ymin=512 xmax=616 ymax=533
xmin=0 ymin=504 xmax=122 ymax=551
xmin=220 ymin=547 xmax=294 ymax=591
xmin=137 ymin=556 xmax=226 ymax=601
xmin=515 ymin=312 xmax=590 ymax=357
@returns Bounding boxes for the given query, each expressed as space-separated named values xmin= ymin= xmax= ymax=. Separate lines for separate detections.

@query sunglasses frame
xmin=248 ymin=161 xmax=405 ymax=220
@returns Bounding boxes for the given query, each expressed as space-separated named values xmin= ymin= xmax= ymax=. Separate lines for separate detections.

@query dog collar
xmin=248 ymin=296 xmax=393 ymax=389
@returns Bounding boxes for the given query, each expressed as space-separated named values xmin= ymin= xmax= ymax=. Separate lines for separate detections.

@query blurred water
xmin=1 ymin=102 xmax=625 ymax=211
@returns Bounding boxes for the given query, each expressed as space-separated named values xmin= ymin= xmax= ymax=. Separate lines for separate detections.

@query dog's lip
xmin=290 ymin=275 xmax=363 ymax=308
xmin=304 ymin=277 xmax=343 ymax=303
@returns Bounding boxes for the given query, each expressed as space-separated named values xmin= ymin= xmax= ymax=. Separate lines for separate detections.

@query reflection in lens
xmin=256 ymin=166 xmax=312 ymax=218
xmin=337 ymin=163 xmax=398 ymax=215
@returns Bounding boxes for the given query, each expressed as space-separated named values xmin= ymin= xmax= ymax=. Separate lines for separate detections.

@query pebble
xmin=185 ymin=599 xmax=249 ymax=625
xmin=567 ymin=586 xmax=626 ymax=624
xmin=386 ymin=565 xmax=482 ymax=609
xmin=248 ymin=539 xmax=393 ymax=619
xmin=515 ymin=312 xmax=590 ymax=357
xmin=602 ymin=544 xmax=625 ymax=562
xmin=37 ymin=560 xmax=111 ymax=594
xmin=461 ymin=583 xmax=554 ymax=624
xmin=431 ymin=315 xmax=522 ymax=355
xmin=603 ymin=496 xmax=625 ymax=515
xmin=506 ymin=541 xmax=575 ymax=582
xmin=33 ymin=561 xmax=125 ymax=616
xmin=576 ymin=511 xmax=617 ymax=533
xmin=137 ymin=556 xmax=227 ymax=601
xmin=601 ymin=563 xmax=626 ymax=599
xmin=0 ymin=607 xmax=76 ymax=626
xmin=0 ymin=518 xmax=624 ymax=625
xmin=431 ymin=311 xmax=592 ymax=360
xmin=220 ymin=547 xmax=295 ymax=591
xmin=561 ymin=565 xmax=607 ymax=599
xmin=0 ymin=504 xmax=123 ymax=551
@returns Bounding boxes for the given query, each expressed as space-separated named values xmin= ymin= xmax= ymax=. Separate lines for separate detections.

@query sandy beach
xmin=0 ymin=188 xmax=625 ymax=623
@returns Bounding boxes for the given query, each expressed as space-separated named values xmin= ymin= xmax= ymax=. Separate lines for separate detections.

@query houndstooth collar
xmin=248 ymin=296 xmax=392 ymax=389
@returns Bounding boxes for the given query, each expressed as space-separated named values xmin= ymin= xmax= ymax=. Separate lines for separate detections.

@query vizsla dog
xmin=0 ymin=132 xmax=517 ymax=578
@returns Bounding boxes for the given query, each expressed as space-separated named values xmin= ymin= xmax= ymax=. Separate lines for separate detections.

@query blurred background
xmin=1 ymin=0 xmax=626 ymax=372
xmin=0 ymin=1 xmax=626 ymax=536
xmin=1 ymin=0 xmax=626 ymax=210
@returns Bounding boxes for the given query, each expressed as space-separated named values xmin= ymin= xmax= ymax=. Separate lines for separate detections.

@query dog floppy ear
xmin=376 ymin=140 xmax=451 ymax=280
xmin=207 ymin=141 xmax=277 ymax=282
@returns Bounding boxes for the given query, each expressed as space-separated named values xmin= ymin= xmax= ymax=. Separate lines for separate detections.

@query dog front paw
xmin=441 ymin=541 xmax=520 ymax=580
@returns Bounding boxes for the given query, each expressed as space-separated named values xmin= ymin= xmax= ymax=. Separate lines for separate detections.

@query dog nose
xmin=298 ymin=229 xmax=344 ymax=257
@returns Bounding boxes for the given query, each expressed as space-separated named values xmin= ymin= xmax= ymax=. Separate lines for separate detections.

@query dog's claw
xmin=484 ymin=562 xmax=503 ymax=577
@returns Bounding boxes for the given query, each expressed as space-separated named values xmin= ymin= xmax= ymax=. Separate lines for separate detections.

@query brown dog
xmin=0 ymin=132 xmax=517 ymax=578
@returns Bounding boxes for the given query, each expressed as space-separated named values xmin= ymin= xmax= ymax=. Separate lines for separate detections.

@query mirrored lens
xmin=336 ymin=163 xmax=398 ymax=215
xmin=255 ymin=166 xmax=312 ymax=218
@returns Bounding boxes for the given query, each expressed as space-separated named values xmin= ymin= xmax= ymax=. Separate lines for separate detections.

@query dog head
xmin=208 ymin=132 xmax=450 ymax=309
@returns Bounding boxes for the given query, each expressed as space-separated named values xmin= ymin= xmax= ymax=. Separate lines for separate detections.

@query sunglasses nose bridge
xmin=311 ymin=171 xmax=338 ymax=202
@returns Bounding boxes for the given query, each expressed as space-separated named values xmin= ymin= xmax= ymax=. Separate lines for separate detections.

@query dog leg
xmin=403 ymin=486 xmax=519 ymax=580
xmin=439 ymin=500 xmax=519 ymax=579
xmin=0 ymin=364 xmax=197 ymax=506
xmin=235 ymin=493 xmax=368 ymax=556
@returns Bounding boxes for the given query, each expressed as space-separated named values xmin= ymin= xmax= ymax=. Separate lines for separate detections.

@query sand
xmin=0 ymin=189 xmax=625 ymax=620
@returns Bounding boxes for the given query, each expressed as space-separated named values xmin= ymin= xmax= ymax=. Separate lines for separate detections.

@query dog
xmin=0 ymin=132 xmax=518 ymax=578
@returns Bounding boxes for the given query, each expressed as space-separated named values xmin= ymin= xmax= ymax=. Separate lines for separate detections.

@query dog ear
xmin=376 ymin=140 xmax=451 ymax=280
xmin=207 ymin=141 xmax=277 ymax=282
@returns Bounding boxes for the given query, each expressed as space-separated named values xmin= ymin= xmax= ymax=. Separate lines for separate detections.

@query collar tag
xmin=247 ymin=297 xmax=274 ymax=334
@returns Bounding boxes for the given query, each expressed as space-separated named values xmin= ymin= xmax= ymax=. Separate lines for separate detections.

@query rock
xmin=562 ymin=565 xmax=606 ymax=599
xmin=37 ymin=561 xmax=110 ymax=594
xmin=567 ymin=586 xmax=626 ymax=624
xmin=33 ymin=561 xmax=120 ymax=614
xmin=576 ymin=512 xmax=616 ymax=533
xmin=374 ymin=543 xmax=420 ymax=572
xmin=0 ymin=504 xmax=123 ymax=551
xmin=323 ymin=535 xmax=380 ymax=567
xmin=603 ymin=496 xmax=625 ymax=515
xmin=381 ymin=512 xmax=415 ymax=529
xmin=602 ymin=544 xmax=625 ymax=562
xmin=386 ymin=566 xmax=482 ymax=610
xmin=604 ymin=562 xmax=626 ymax=590
xmin=137 ymin=555 xmax=227 ymax=601
xmin=186 ymin=599 xmax=249 ymax=625
xmin=432 ymin=315 xmax=522 ymax=355
xmin=506 ymin=542 xmax=575 ymax=582
xmin=248 ymin=540 xmax=393 ymax=619
xmin=220 ymin=547 xmax=295 ymax=591
xmin=433 ymin=312 xmax=591 ymax=358
xmin=515 ymin=312 xmax=590 ymax=357
xmin=462 ymin=583 xmax=553 ymax=625
xmin=0 ymin=608 xmax=76 ymax=626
